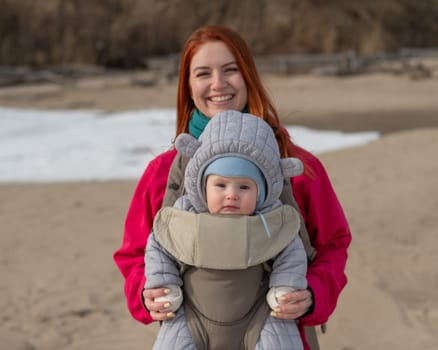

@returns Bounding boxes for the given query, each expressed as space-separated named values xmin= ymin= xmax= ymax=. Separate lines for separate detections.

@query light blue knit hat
xmin=203 ymin=156 xmax=266 ymax=211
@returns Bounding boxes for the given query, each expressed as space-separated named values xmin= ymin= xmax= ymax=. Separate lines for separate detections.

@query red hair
xmin=176 ymin=25 xmax=308 ymax=164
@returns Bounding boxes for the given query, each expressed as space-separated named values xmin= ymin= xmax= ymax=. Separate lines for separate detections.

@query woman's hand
xmin=143 ymin=287 xmax=176 ymax=321
xmin=270 ymin=288 xmax=313 ymax=320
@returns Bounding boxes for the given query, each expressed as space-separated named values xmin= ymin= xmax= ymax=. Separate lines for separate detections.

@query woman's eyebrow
xmin=222 ymin=61 xmax=238 ymax=67
xmin=192 ymin=65 xmax=209 ymax=71
xmin=192 ymin=61 xmax=237 ymax=72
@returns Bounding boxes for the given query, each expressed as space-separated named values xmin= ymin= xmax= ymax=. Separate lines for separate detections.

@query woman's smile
xmin=208 ymin=94 xmax=234 ymax=103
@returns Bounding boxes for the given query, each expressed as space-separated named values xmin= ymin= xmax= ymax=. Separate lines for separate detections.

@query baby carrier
xmin=161 ymin=151 xmax=323 ymax=350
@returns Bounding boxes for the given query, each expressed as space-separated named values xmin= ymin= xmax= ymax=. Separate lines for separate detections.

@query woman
xmin=113 ymin=25 xmax=351 ymax=350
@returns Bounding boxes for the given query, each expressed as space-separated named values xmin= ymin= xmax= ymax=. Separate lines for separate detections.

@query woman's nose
xmin=211 ymin=72 xmax=227 ymax=90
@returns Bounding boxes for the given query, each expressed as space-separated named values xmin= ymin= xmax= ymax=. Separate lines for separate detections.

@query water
xmin=0 ymin=107 xmax=379 ymax=183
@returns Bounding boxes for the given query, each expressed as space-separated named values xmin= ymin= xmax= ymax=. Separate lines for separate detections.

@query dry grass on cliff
xmin=1 ymin=0 xmax=438 ymax=67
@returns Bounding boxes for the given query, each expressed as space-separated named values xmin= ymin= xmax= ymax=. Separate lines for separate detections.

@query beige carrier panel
xmin=153 ymin=205 xmax=301 ymax=269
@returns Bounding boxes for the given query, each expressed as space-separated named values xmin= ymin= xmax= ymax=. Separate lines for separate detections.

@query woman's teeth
xmin=210 ymin=95 xmax=232 ymax=102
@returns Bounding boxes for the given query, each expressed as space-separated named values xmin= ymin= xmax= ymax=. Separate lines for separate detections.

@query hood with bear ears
xmin=174 ymin=110 xmax=304 ymax=213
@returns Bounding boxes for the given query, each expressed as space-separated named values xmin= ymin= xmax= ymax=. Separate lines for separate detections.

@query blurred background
xmin=1 ymin=0 xmax=438 ymax=67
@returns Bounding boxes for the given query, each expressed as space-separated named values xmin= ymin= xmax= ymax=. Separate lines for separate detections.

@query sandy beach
xmin=1 ymin=62 xmax=438 ymax=349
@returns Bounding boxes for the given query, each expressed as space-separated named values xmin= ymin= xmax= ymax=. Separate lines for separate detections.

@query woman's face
xmin=189 ymin=41 xmax=248 ymax=118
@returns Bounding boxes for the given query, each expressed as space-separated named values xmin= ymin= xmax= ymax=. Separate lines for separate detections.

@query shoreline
xmin=1 ymin=68 xmax=438 ymax=135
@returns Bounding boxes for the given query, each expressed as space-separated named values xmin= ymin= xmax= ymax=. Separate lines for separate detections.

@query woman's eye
xmin=195 ymin=71 xmax=210 ymax=77
xmin=225 ymin=67 xmax=239 ymax=73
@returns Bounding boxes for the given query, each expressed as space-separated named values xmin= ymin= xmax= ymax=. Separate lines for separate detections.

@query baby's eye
xmin=215 ymin=183 xmax=226 ymax=188
xmin=240 ymin=185 xmax=251 ymax=190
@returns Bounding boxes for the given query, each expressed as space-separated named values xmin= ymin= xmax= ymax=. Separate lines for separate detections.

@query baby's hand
xmin=266 ymin=286 xmax=296 ymax=309
xmin=154 ymin=284 xmax=183 ymax=312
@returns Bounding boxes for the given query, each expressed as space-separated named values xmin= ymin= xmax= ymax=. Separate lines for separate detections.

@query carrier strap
xmin=162 ymin=151 xmax=190 ymax=208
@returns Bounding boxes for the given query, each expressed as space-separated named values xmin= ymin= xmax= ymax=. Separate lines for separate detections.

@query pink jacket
xmin=113 ymin=148 xmax=351 ymax=349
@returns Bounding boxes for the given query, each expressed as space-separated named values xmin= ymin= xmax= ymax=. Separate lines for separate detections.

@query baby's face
xmin=205 ymin=174 xmax=257 ymax=215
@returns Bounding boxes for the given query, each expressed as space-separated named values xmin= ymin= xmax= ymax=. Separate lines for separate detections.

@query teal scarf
xmin=188 ymin=107 xmax=249 ymax=139
xmin=188 ymin=109 xmax=210 ymax=139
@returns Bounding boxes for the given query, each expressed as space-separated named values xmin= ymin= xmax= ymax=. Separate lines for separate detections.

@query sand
xmin=1 ymin=63 xmax=438 ymax=349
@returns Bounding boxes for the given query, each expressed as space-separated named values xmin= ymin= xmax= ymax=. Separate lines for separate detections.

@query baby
xmin=145 ymin=111 xmax=308 ymax=349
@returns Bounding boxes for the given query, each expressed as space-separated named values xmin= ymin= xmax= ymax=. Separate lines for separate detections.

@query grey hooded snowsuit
xmin=145 ymin=111 xmax=308 ymax=349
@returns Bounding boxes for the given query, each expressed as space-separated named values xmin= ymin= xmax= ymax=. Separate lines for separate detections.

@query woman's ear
xmin=175 ymin=134 xmax=201 ymax=157
xmin=280 ymin=158 xmax=304 ymax=178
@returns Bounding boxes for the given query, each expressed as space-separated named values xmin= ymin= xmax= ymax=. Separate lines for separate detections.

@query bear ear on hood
xmin=280 ymin=157 xmax=304 ymax=178
xmin=175 ymin=133 xmax=201 ymax=158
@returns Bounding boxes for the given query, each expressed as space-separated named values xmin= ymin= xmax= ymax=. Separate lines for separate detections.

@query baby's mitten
xmin=154 ymin=284 xmax=183 ymax=312
xmin=266 ymin=286 xmax=296 ymax=309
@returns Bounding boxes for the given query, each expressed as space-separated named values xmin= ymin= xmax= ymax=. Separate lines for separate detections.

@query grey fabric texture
xmin=152 ymin=308 xmax=196 ymax=350
xmin=144 ymin=232 xmax=182 ymax=289
xmin=175 ymin=110 xmax=303 ymax=213
xmin=255 ymin=316 xmax=304 ymax=350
